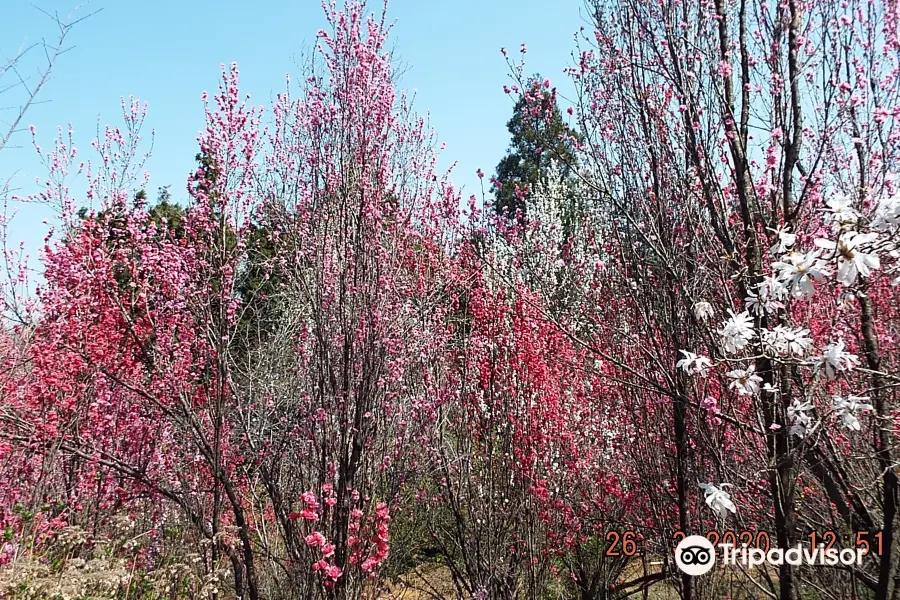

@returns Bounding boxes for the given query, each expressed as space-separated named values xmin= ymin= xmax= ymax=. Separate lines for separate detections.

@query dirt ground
xmin=376 ymin=560 xmax=682 ymax=600
xmin=378 ymin=564 xmax=459 ymax=599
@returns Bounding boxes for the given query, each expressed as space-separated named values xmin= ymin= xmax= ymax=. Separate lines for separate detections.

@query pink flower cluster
xmin=291 ymin=486 xmax=348 ymax=588
xmin=347 ymin=502 xmax=391 ymax=576
xmin=288 ymin=490 xmax=321 ymax=521
xmin=312 ymin=558 xmax=342 ymax=588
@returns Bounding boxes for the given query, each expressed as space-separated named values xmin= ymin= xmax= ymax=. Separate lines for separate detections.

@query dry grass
xmin=0 ymin=556 xmax=132 ymax=600
xmin=0 ymin=552 xmax=785 ymax=600
xmin=377 ymin=564 xmax=459 ymax=599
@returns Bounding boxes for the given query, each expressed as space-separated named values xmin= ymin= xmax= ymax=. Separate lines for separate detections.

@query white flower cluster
xmin=810 ymin=181 xmax=899 ymax=288
xmin=489 ymin=159 xmax=601 ymax=295
xmin=727 ymin=364 xmax=762 ymax=396
xmin=832 ymin=395 xmax=874 ymax=431
xmin=760 ymin=325 xmax=812 ymax=357
xmin=762 ymin=180 xmax=898 ymax=299
xmin=812 ymin=339 xmax=859 ymax=379
xmin=677 ymin=350 xmax=712 ymax=376
xmin=872 ymin=176 xmax=900 ymax=285
xmin=693 ymin=300 xmax=714 ymax=322
xmin=686 ymin=181 xmax=899 ymax=516
xmin=745 ymin=276 xmax=787 ymax=315
xmin=787 ymin=399 xmax=815 ymax=437
xmin=720 ymin=310 xmax=755 ymax=354
xmin=786 ymin=394 xmax=875 ymax=438
xmin=699 ymin=482 xmax=736 ymax=519
xmin=815 ymin=232 xmax=880 ymax=287
xmin=873 ymin=176 xmax=900 ymax=231
xmin=771 ymin=249 xmax=830 ymax=299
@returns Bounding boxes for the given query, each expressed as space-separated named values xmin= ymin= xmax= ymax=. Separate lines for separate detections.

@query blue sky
xmin=2 ymin=0 xmax=586 ymax=261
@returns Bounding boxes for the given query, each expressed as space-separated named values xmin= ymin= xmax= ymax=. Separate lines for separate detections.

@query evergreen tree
xmin=493 ymin=76 xmax=580 ymax=223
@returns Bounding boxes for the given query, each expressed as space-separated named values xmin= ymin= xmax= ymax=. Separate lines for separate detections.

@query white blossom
xmin=873 ymin=186 xmax=900 ymax=230
xmin=727 ymin=364 xmax=762 ymax=396
xmin=677 ymin=350 xmax=712 ymax=376
xmin=824 ymin=194 xmax=861 ymax=229
xmin=760 ymin=328 xmax=779 ymax=353
xmin=813 ymin=339 xmax=860 ymax=379
xmin=487 ymin=159 xmax=598 ymax=294
xmin=719 ymin=310 xmax=756 ymax=354
xmin=832 ymin=395 xmax=874 ymax=431
xmin=781 ymin=327 xmax=813 ymax=357
xmin=787 ymin=399 xmax=815 ymax=437
xmin=769 ymin=226 xmax=797 ymax=255
xmin=745 ymin=276 xmax=787 ymax=315
xmin=693 ymin=301 xmax=714 ymax=323
xmin=761 ymin=325 xmax=812 ymax=357
xmin=699 ymin=482 xmax=737 ymax=518
xmin=772 ymin=251 xmax=830 ymax=299
xmin=815 ymin=232 xmax=880 ymax=287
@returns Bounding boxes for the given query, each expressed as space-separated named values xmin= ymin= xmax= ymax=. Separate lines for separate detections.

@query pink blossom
xmin=361 ymin=558 xmax=377 ymax=572
xmin=325 ymin=565 xmax=342 ymax=580
xmin=700 ymin=396 xmax=719 ymax=413
xmin=301 ymin=491 xmax=320 ymax=508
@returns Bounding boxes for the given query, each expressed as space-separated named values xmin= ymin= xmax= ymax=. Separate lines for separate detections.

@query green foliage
xmin=147 ymin=187 xmax=185 ymax=240
xmin=493 ymin=76 xmax=580 ymax=221
xmin=233 ymin=216 xmax=283 ymax=352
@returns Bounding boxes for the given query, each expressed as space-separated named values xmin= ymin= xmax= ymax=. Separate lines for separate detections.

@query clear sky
xmin=1 ymin=0 xmax=587 ymax=261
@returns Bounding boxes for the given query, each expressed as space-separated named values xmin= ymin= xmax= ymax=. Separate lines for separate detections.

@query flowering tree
xmin=0 ymin=3 xmax=98 ymax=572
xmin=418 ymin=149 xmax=659 ymax=598
xmin=227 ymin=2 xmax=463 ymax=597
xmin=1 ymin=2 xmax=462 ymax=600
xmin=492 ymin=78 xmax=580 ymax=223
xmin=421 ymin=254 xmax=650 ymax=599
xmin=491 ymin=0 xmax=900 ymax=597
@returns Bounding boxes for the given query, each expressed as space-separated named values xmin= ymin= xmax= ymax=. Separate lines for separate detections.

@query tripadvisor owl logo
xmin=675 ymin=535 xmax=716 ymax=576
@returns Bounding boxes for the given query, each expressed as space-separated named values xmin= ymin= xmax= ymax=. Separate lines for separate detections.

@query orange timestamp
xmin=806 ymin=530 xmax=883 ymax=555
xmin=603 ymin=530 xmax=642 ymax=557
xmin=673 ymin=529 xmax=883 ymax=555
xmin=674 ymin=529 xmax=775 ymax=552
